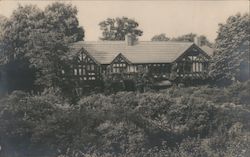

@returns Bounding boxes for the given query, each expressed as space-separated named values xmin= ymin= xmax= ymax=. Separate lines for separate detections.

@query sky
xmin=0 ymin=0 xmax=249 ymax=42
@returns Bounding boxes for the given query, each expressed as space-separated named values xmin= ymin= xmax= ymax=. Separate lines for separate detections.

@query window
xmin=192 ymin=62 xmax=204 ymax=72
xmin=127 ymin=65 xmax=137 ymax=73
xmin=184 ymin=62 xmax=192 ymax=73
xmin=79 ymin=69 xmax=82 ymax=75
xmin=196 ymin=63 xmax=199 ymax=72
xmin=112 ymin=62 xmax=127 ymax=73
xmin=192 ymin=63 xmax=196 ymax=72
xmin=91 ymin=64 xmax=95 ymax=70
xmin=74 ymin=69 xmax=78 ymax=75
xmin=137 ymin=65 xmax=144 ymax=72
xmin=87 ymin=65 xmax=90 ymax=70
xmin=89 ymin=77 xmax=96 ymax=80
xmin=199 ymin=63 xmax=203 ymax=72
xmin=61 ymin=70 xmax=65 ymax=74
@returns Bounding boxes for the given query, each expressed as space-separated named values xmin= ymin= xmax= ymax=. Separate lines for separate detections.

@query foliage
xmin=199 ymin=35 xmax=213 ymax=47
xmin=0 ymin=90 xmax=67 ymax=156
xmin=28 ymin=2 xmax=84 ymax=89
xmin=2 ymin=5 xmax=43 ymax=60
xmin=0 ymin=81 xmax=249 ymax=156
xmin=0 ymin=3 xmax=84 ymax=92
xmin=0 ymin=15 xmax=7 ymax=42
xmin=0 ymin=5 xmax=42 ymax=93
xmin=0 ymin=10 xmax=249 ymax=157
xmin=171 ymin=33 xmax=197 ymax=42
xmin=99 ymin=17 xmax=143 ymax=41
xmin=151 ymin=33 xmax=170 ymax=41
xmin=171 ymin=33 xmax=212 ymax=47
xmin=209 ymin=13 xmax=250 ymax=84
xmin=44 ymin=2 xmax=84 ymax=42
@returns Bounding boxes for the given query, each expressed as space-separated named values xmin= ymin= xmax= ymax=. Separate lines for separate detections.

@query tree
xmin=199 ymin=35 xmax=213 ymax=47
xmin=209 ymin=13 xmax=249 ymax=84
xmin=171 ymin=33 xmax=197 ymax=42
xmin=99 ymin=17 xmax=143 ymax=41
xmin=0 ymin=15 xmax=7 ymax=63
xmin=1 ymin=3 xmax=84 ymax=92
xmin=27 ymin=2 xmax=84 ymax=89
xmin=44 ymin=2 xmax=84 ymax=43
xmin=171 ymin=33 xmax=212 ymax=47
xmin=0 ymin=15 xmax=7 ymax=41
xmin=151 ymin=33 xmax=170 ymax=41
xmin=1 ymin=5 xmax=42 ymax=92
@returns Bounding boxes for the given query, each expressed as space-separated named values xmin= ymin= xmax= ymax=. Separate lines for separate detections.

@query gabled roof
xmin=200 ymin=45 xmax=214 ymax=56
xmin=111 ymin=53 xmax=132 ymax=65
xmin=71 ymin=41 xmax=208 ymax=64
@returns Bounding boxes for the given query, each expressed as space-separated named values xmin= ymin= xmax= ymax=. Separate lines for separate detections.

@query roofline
xmin=194 ymin=44 xmax=211 ymax=58
xmin=110 ymin=53 xmax=132 ymax=65
xmin=80 ymin=48 xmax=101 ymax=65
xmin=174 ymin=43 xmax=210 ymax=62
xmin=101 ymin=62 xmax=172 ymax=65
xmin=80 ymin=40 xmax=193 ymax=45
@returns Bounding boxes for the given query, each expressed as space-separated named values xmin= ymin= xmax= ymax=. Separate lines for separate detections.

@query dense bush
xmin=0 ymin=90 xmax=71 ymax=157
xmin=0 ymin=81 xmax=249 ymax=157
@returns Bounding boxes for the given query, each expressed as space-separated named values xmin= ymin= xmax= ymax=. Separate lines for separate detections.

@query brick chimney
xmin=125 ymin=33 xmax=135 ymax=46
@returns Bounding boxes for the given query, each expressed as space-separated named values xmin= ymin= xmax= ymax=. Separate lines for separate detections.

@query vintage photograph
xmin=0 ymin=0 xmax=249 ymax=156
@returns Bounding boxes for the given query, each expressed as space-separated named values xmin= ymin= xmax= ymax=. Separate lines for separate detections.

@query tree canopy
xmin=0 ymin=15 xmax=7 ymax=63
xmin=99 ymin=17 xmax=143 ymax=41
xmin=198 ymin=35 xmax=213 ymax=47
xmin=153 ymin=33 xmax=212 ymax=47
xmin=171 ymin=33 xmax=197 ymax=42
xmin=151 ymin=33 xmax=170 ymax=41
xmin=0 ymin=15 xmax=7 ymax=41
xmin=1 ymin=2 xmax=84 ymax=92
xmin=28 ymin=2 xmax=84 ymax=88
xmin=209 ymin=13 xmax=249 ymax=84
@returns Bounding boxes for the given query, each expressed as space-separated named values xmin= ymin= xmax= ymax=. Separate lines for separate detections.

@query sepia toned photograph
xmin=0 ymin=0 xmax=249 ymax=156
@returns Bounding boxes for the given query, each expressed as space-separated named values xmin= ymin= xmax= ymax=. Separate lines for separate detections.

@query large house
xmin=66 ymin=34 xmax=212 ymax=89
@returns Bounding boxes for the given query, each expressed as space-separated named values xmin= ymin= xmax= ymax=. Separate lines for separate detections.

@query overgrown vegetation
xmin=0 ymin=2 xmax=249 ymax=157
xmin=0 ymin=2 xmax=84 ymax=94
xmin=209 ymin=13 xmax=249 ymax=85
xmin=0 ymin=81 xmax=249 ymax=157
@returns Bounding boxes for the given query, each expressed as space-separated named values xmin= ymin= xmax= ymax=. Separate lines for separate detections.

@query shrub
xmin=0 ymin=90 xmax=67 ymax=157
xmin=1 ymin=81 xmax=249 ymax=157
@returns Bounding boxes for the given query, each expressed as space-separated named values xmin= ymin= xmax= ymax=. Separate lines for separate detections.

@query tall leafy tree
xmin=44 ymin=2 xmax=84 ymax=43
xmin=209 ymin=13 xmax=249 ymax=84
xmin=99 ymin=17 xmax=143 ymax=41
xmin=0 ymin=15 xmax=7 ymax=63
xmin=28 ymin=2 xmax=84 ymax=88
xmin=0 ymin=15 xmax=7 ymax=41
xmin=151 ymin=33 xmax=170 ymax=41
xmin=1 ymin=2 xmax=85 ymax=92
xmin=2 ymin=5 xmax=44 ymax=61
xmin=1 ymin=5 xmax=42 ymax=92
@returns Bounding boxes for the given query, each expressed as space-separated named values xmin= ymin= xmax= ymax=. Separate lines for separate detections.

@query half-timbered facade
xmin=68 ymin=35 xmax=212 ymax=87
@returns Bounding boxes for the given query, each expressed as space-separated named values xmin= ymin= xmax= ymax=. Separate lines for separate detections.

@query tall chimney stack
xmin=125 ymin=33 xmax=135 ymax=46
xmin=194 ymin=36 xmax=201 ymax=47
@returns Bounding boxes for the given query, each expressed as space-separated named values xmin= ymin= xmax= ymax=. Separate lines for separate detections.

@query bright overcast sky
xmin=0 ymin=0 xmax=249 ymax=42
